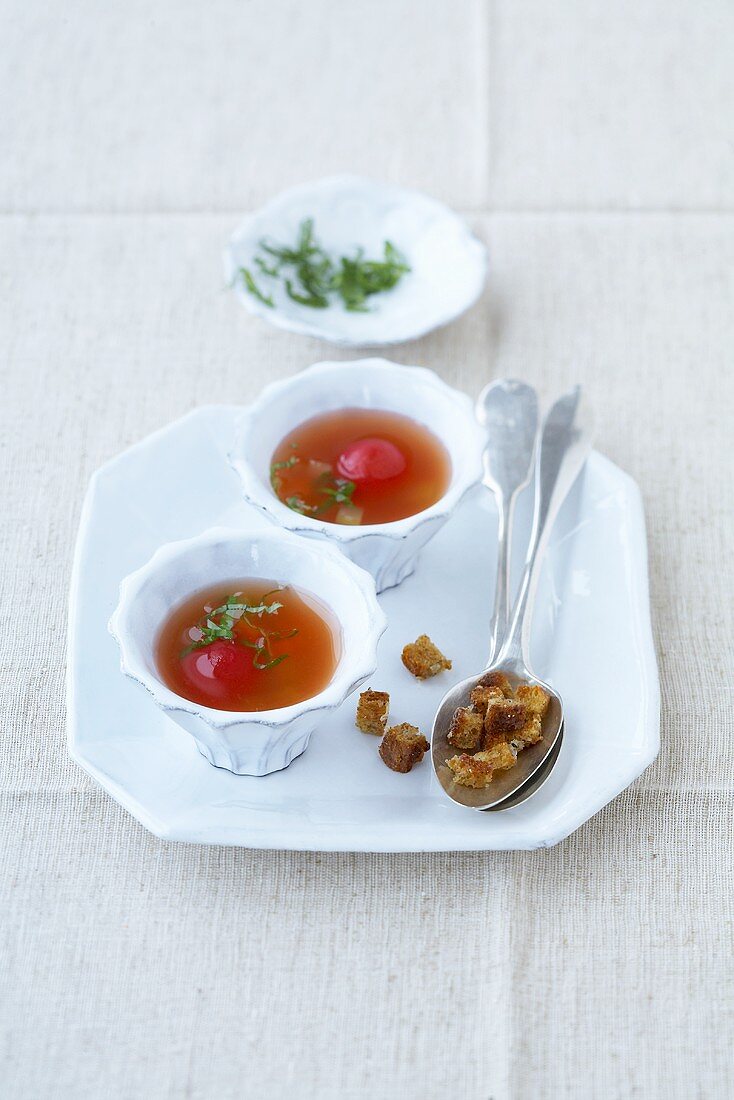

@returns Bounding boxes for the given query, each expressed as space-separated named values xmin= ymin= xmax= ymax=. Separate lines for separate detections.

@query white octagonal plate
xmin=67 ymin=406 xmax=659 ymax=851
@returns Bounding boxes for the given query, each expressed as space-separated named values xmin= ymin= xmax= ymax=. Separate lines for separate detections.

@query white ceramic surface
xmin=68 ymin=405 xmax=660 ymax=851
xmin=224 ymin=175 xmax=487 ymax=346
xmin=109 ymin=526 xmax=385 ymax=776
xmin=229 ymin=358 xmax=486 ymax=592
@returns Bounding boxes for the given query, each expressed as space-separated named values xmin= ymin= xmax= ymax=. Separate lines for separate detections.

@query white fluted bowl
xmin=224 ymin=175 xmax=487 ymax=346
xmin=109 ymin=526 xmax=386 ymax=775
xmin=229 ymin=358 xmax=486 ymax=592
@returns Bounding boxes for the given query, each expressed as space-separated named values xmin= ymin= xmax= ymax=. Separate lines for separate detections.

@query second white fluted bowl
xmin=229 ymin=358 xmax=486 ymax=592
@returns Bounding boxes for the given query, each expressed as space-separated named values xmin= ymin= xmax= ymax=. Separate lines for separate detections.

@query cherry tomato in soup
xmin=179 ymin=640 xmax=254 ymax=706
xmin=337 ymin=437 xmax=407 ymax=482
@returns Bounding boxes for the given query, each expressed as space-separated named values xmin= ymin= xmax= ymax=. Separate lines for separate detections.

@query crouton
xmin=515 ymin=683 xmax=550 ymax=718
xmin=512 ymin=713 xmax=543 ymax=747
xmin=379 ymin=723 xmax=429 ymax=773
xmin=447 ymin=706 xmax=483 ymax=751
xmin=481 ymin=741 xmax=518 ymax=772
xmin=401 ymin=634 xmax=452 ymax=679
xmin=355 ymin=689 xmax=390 ymax=735
xmin=482 ymin=700 xmax=529 ymax=749
xmin=447 ymin=742 xmax=518 ymax=787
xmin=469 ymin=684 xmax=505 ymax=716
xmin=476 ymin=670 xmax=513 ymax=696
xmin=446 ymin=752 xmax=495 ymax=788
xmin=445 ymin=673 xmax=549 ymax=787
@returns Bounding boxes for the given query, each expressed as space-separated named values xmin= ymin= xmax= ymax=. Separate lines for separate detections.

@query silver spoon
xmin=475 ymin=379 xmax=562 ymax=813
xmin=483 ymin=724 xmax=564 ymax=811
xmin=477 ymin=380 xmax=538 ymax=663
xmin=431 ymin=386 xmax=594 ymax=811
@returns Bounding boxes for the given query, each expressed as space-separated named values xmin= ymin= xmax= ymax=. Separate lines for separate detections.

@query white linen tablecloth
xmin=2 ymin=2 xmax=733 ymax=1097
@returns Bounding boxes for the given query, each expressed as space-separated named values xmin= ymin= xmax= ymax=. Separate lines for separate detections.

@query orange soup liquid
xmin=156 ymin=579 xmax=340 ymax=712
xmin=270 ymin=408 xmax=451 ymax=525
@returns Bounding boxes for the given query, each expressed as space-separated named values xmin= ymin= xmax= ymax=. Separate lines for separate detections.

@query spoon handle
xmin=489 ymin=495 xmax=512 ymax=662
xmin=494 ymin=385 xmax=594 ymax=669
xmin=476 ymin=379 xmax=538 ymax=663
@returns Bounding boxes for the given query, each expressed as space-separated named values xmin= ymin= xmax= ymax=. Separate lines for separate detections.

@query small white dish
xmin=68 ymin=405 xmax=659 ymax=851
xmin=108 ymin=526 xmax=386 ymax=776
xmin=224 ymin=175 xmax=487 ymax=346
xmin=229 ymin=358 xmax=486 ymax=591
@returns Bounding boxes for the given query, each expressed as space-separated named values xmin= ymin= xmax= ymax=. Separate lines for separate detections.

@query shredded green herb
xmin=269 ymin=453 xmax=300 ymax=493
xmin=238 ymin=267 xmax=274 ymax=308
xmin=238 ymin=219 xmax=410 ymax=312
xmin=320 ymin=479 xmax=357 ymax=507
xmin=270 ymin=458 xmax=358 ymax=518
xmin=181 ymin=588 xmax=297 ymax=672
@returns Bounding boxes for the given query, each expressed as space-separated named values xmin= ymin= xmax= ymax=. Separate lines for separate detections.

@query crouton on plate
xmin=355 ymin=689 xmax=390 ymax=735
xmin=379 ymin=723 xmax=429 ymax=773
xmin=401 ymin=634 xmax=452 ymax=680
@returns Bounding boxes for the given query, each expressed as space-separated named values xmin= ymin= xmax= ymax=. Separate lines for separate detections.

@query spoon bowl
xmin=431 ymin=669 xmax=563 ymax=810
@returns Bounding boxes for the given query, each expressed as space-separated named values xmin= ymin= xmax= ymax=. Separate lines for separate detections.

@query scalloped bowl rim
xmin=228 ymin=358 xmax=486 ymax=543
xmin=108 ymin=526 xmax=387 ymax=729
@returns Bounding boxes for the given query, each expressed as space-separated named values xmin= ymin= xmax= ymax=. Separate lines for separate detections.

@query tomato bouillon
xmin=269 ymin=408 xmax=451 ymax=525
xmin=156 ymin=579 xmax=340 ymax=712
